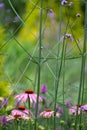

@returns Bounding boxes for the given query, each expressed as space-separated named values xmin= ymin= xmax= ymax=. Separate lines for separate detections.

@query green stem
xmin=75 ymin=1 xmax=87 ymax=130
xmin=34 ymin=0 xmax=43 ymax=129
xmin=28 ymin=96 xmax=31 ymax=130
xmin=46 ymin=118 xmax=49 ymax=129
xmin=54 ymin=3 xmax=70 ymax=130
xmin=62 ymin=40 xmax=68 ymax=119
xmin=53 ymin=2 xmax=62 ymax=129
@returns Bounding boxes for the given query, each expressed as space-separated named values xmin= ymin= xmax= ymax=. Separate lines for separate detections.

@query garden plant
xmin=0 ymin=0 xmax=87 ymax=130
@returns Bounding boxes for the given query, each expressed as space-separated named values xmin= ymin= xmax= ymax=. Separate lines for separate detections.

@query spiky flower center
xmin=14 ymin=114 xmax=21 ymax=118
xmin=76 ymin=104 xmax=82 ymax=107
xmin=45 ymin=109 xmax=52 ymax=112
xmin=25 ymin=89 xmax=34 ymax=94
xmin=18 ymin=106 xmax=25 ymax=110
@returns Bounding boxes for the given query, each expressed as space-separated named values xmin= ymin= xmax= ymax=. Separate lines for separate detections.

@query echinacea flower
xmin=69 ymin=105 xmax=81 ymax=115
xmin=11 ymin=106 xmax=33 ymax=117
xmin=39 ymin=109 xmax=61 ymax=118
xmin=81 ymin=104 xmax=87 ymax=111
xmin=40 ymin=109 xmax=54 ymax=118
xmin=15 ymin=89 xmax=43 ymax=103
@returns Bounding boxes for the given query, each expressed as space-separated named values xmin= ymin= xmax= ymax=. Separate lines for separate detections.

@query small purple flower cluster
xmin=61 ymin=0 xmax=73 ymax=7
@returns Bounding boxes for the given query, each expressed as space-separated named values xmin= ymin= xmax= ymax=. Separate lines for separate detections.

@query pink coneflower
xmin=11 ymin=106 xmax=33 ymax=118
xmin=39 ymin=109 xmax=61 ymax=118
xmin=15 ymin=89 xmax=43 ymax=103
xmin=69 ymin=105 xmax=81 ymax=115
xmin=81 ymin=104 xmax=87 ymax=111
xmin=56 ymin=112 xmax=61 ymax=118
xmin=40 ymin=109 xmax=54 ymax=118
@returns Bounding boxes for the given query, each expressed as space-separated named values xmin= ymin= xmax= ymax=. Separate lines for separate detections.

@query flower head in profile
xmin=39 ymin=109 xmax=61 ymax=118
xmin=39 ymin=109 xmax=54 ymax=118
xmin=15 ymin=89 xmax=43 ymax=103
xmin=69 ymin=105 xmax=81 ymax=115
xmin=40 ymin=84 xmax=47 ymax=94
xmin=11 ymin=106 xmax=33 ymax=119
xmin=81 ymin=104 xmax=87 ymax=111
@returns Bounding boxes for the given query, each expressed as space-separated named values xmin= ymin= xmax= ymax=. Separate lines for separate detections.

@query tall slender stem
xmin=53 ymin=4 xmax=70 ymax=129
xmin=34 ymin=0 xmax=43 ymax=129
xmin=53 ymin=2 xmax=63 ymax=130
xmin=75 ymin=1 xmax=87 ymax=130
xmin=28 ymin=96 xmax=31 ymax=130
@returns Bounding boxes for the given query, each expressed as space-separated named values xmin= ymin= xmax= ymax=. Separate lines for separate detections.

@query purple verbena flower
xmin=0 ymin=116 xmax=7 ymax=126
xmin=68 ymin=2 xmax=73 ymax=7
xmin=76 ymin=13 xmax=81 ymax=17
xmin=0 ymin=98 xmax=8 ymax=109
xmin=40 ymin=84 xmax=47 ymax=94
xmin=13 ymin=16 xmax=20 ymax=22
xmin=15 ymin=100 xmax=21 ymax=107
xmin=65 ymin=33 xmax=72 ymax=38
xmin=0 ymin=3 xmax=5 ymax=9
xmin=61 ymin=0 xmax=68 ymax=5
xmin=56 ymin=106 xmax=63 ymax=114
xmin=66 ymin=100 xmax=72 ymax=107
xmin=47 ymin=9 xmax=55 ymax=18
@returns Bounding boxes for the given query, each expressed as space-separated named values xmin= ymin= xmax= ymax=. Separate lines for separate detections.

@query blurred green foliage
xmin=18 ymin=0 xmax=84 ymax=42
xmin=0 ymin=27 xmax=11 ymax=97
xmin=0 ymin=0 xmax=27 ymax=32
